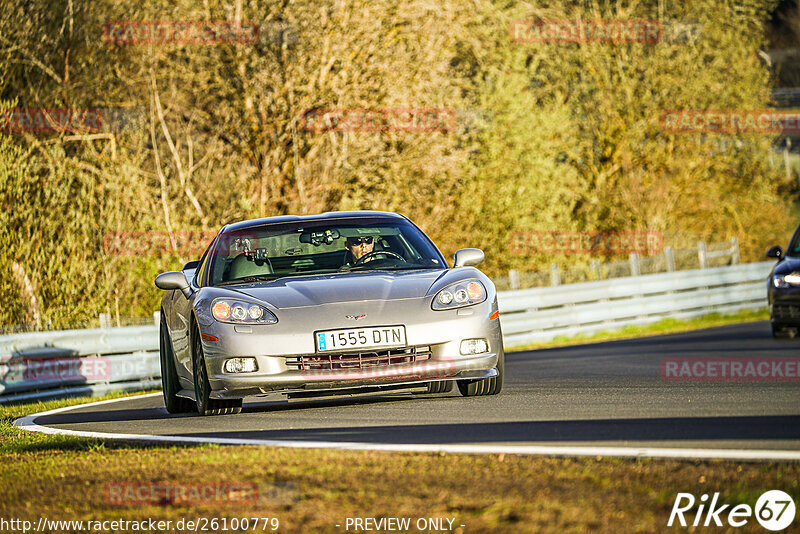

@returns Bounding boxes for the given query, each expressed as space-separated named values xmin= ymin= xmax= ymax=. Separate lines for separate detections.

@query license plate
xmin=315 ymin=326 xmax=406 ymax=352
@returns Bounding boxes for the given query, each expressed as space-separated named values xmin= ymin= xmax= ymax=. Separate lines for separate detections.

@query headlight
xmin=432 ymin=279 xmax=486 ymax=310
xmin=774 ymin=273 xmax=800 ymax=288
xmin=211 ymin=298 xmax=277 ymax=324
xmin=786 ymin=273 xmax=800 ymax=285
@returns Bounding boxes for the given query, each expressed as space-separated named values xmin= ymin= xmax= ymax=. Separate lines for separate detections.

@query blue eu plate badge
xmin=317 ymin=332 xmax=326 ymax=350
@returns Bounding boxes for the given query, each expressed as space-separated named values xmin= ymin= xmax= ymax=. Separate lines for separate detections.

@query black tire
xmin=772 ymin=323 xmax=796 ymax=339
xmin=159 ymin=313 xmax=195 ymax=414
xmin=425 ymin=380 xmax=453 ymax=394
xmin=457 ymin=350 xmax=504 ymax=397
xmin=191 ymin=324 xmax=243 ymax=416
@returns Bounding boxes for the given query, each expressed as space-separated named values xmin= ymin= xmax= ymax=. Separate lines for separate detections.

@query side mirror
xmin=454 ymin=248 xmax=485 ymax=268
xmin=766 ymin=246 xmax=783 ymax=260
xmin=155 ymin=271 xmax=192 ymax=298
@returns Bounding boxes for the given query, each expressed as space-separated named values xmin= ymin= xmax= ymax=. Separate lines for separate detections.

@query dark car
xmin=767 ymin=222 xmax=800 ymax=338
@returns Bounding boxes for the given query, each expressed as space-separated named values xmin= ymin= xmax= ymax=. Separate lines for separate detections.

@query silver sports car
xmin=155 ymin=211 xmax=504 ymax=415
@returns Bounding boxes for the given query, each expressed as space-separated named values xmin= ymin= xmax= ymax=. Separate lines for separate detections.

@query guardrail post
xmin=698 ymin=241 xmax=708 ymax=269
xmin=590 ymin=259 xmax=600 ymax=279
xmin=664 ymin=246 xmax=675 ymax=272
xmin=730 ymin=236 xmax=740 ymax=265
xmin=99 ymin=313 xmax=111 ymax=329
xmin=550 ymin=264 xmax=561 ymax=286
xmin=153 ymin=311 xmax=160 ymax=326
xmin=785 ymin=137 xmax=792 ymax=182
xmin=629 ymin=253 xmax=641 ymax=277
xmin=509 ymin=269 xmax=520 ymax=290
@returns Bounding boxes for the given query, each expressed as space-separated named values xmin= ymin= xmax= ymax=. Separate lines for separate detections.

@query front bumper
xmin=771 ymin=303 xmax=800 ymax=325
xmin=770 ymin=287 xmax=800 ymax=326
xmin=199 ymin=298 xmax=503 ymax=399
xmin=207 ymin=352 xmax=498 ymax=399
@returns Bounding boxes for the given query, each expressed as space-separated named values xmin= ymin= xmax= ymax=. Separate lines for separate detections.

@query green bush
xmin=0 ymin=0 xmax=795 ymax=328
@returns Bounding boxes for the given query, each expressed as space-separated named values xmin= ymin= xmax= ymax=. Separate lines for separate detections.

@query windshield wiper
xmin=344 ymin=264 xmax=437 ymax=272
xmin=216 ymin=274 xmax=284 ymax=286
xmin=381 ymin=265 xmax=439 ymax=271
xmin=217 ymin=269 xmax=347 ymax=285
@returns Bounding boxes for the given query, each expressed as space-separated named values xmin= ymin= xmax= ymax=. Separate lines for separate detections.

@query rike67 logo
xmin=668 ymin=490 xmax=796 ymax=531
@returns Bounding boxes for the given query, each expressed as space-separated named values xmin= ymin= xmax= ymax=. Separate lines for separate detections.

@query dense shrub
xmin=0 ymin=0 xmax=795 ymax=328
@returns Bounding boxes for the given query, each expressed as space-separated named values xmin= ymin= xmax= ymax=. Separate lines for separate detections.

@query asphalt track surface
xmin=18 ymin=321 xmax=800 ymax=457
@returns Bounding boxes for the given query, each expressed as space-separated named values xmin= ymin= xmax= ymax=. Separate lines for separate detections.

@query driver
xmin=344 ymin=235 xmax=375 ymax=266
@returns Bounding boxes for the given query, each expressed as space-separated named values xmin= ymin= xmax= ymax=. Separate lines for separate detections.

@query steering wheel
xmin=354 ymin=250 xmax=407 ymax=265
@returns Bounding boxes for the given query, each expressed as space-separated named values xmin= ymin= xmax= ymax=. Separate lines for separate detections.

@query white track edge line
xmin=13 ymin=393 xmax=800 ymax=461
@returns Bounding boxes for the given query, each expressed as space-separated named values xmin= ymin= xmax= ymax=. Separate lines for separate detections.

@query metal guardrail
xmin=498 ymin=238 xmax=741 ymax=291
xmin=0 ymin=262 xmax=774 ymax=402
xmin=498 ymin=261 xmax=773 ymax=347
xmin=0 ymin=325 xmax=157 ymax=359
xmin=1 ymin=379 xmax=162 ymax=405
xmin=0 ymin=325 xmax=159 ymax=404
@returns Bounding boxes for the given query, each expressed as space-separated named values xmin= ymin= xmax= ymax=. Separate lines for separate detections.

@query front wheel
xmin=457 ymin=351 xmax=504 ymax=397
xmin=192 ymin=324 xmax=242 ymax=416
xmin=159 ymin=314 xmax=195 ymax=414
xmin=425 ymin=380 xmax=453 ymax=394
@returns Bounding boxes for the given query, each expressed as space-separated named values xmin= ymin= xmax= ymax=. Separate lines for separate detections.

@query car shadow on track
xmin=32 ymin=392 xmax=440 ymax=426
xmin=169 ymin=414 xmax=800 ymax=445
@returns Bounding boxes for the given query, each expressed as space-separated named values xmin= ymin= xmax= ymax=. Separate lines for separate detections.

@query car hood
xmin=774 ymin=255 xmax=800 ymax=276
xmin=228 ymin=269 xmax=448 ymax=309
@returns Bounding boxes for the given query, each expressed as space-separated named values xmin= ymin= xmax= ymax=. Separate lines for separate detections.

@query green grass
xmin=2 ymin=388 xmax=799 ymax=532
xmin=506 ymin=307 xmax=769 ymax=352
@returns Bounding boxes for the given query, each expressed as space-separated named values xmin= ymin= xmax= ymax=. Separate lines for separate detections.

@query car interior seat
xmin=227 ymin=253 xmax=273 ymax=280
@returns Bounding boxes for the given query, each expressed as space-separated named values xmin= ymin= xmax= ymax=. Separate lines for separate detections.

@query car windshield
xmin=208 ymin=217 xmax=445 ymax=285
xmin=788 ymin=227 xmax=800 ymax=256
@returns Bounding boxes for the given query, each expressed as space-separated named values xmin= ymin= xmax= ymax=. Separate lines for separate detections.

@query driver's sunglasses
xmin=347 ymin=236 xmax=374 ymax=246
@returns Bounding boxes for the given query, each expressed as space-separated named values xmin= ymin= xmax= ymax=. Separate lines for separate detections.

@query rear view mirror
xmin=454 ymin=248 xmax=485 ymax=267
xmin=299 ymin=228 xmax=340 ymax=246
xmin=155 ymin=271 xmax=192 ymax=298
xmin=766 ymin=246 xmax=783 ymax=260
